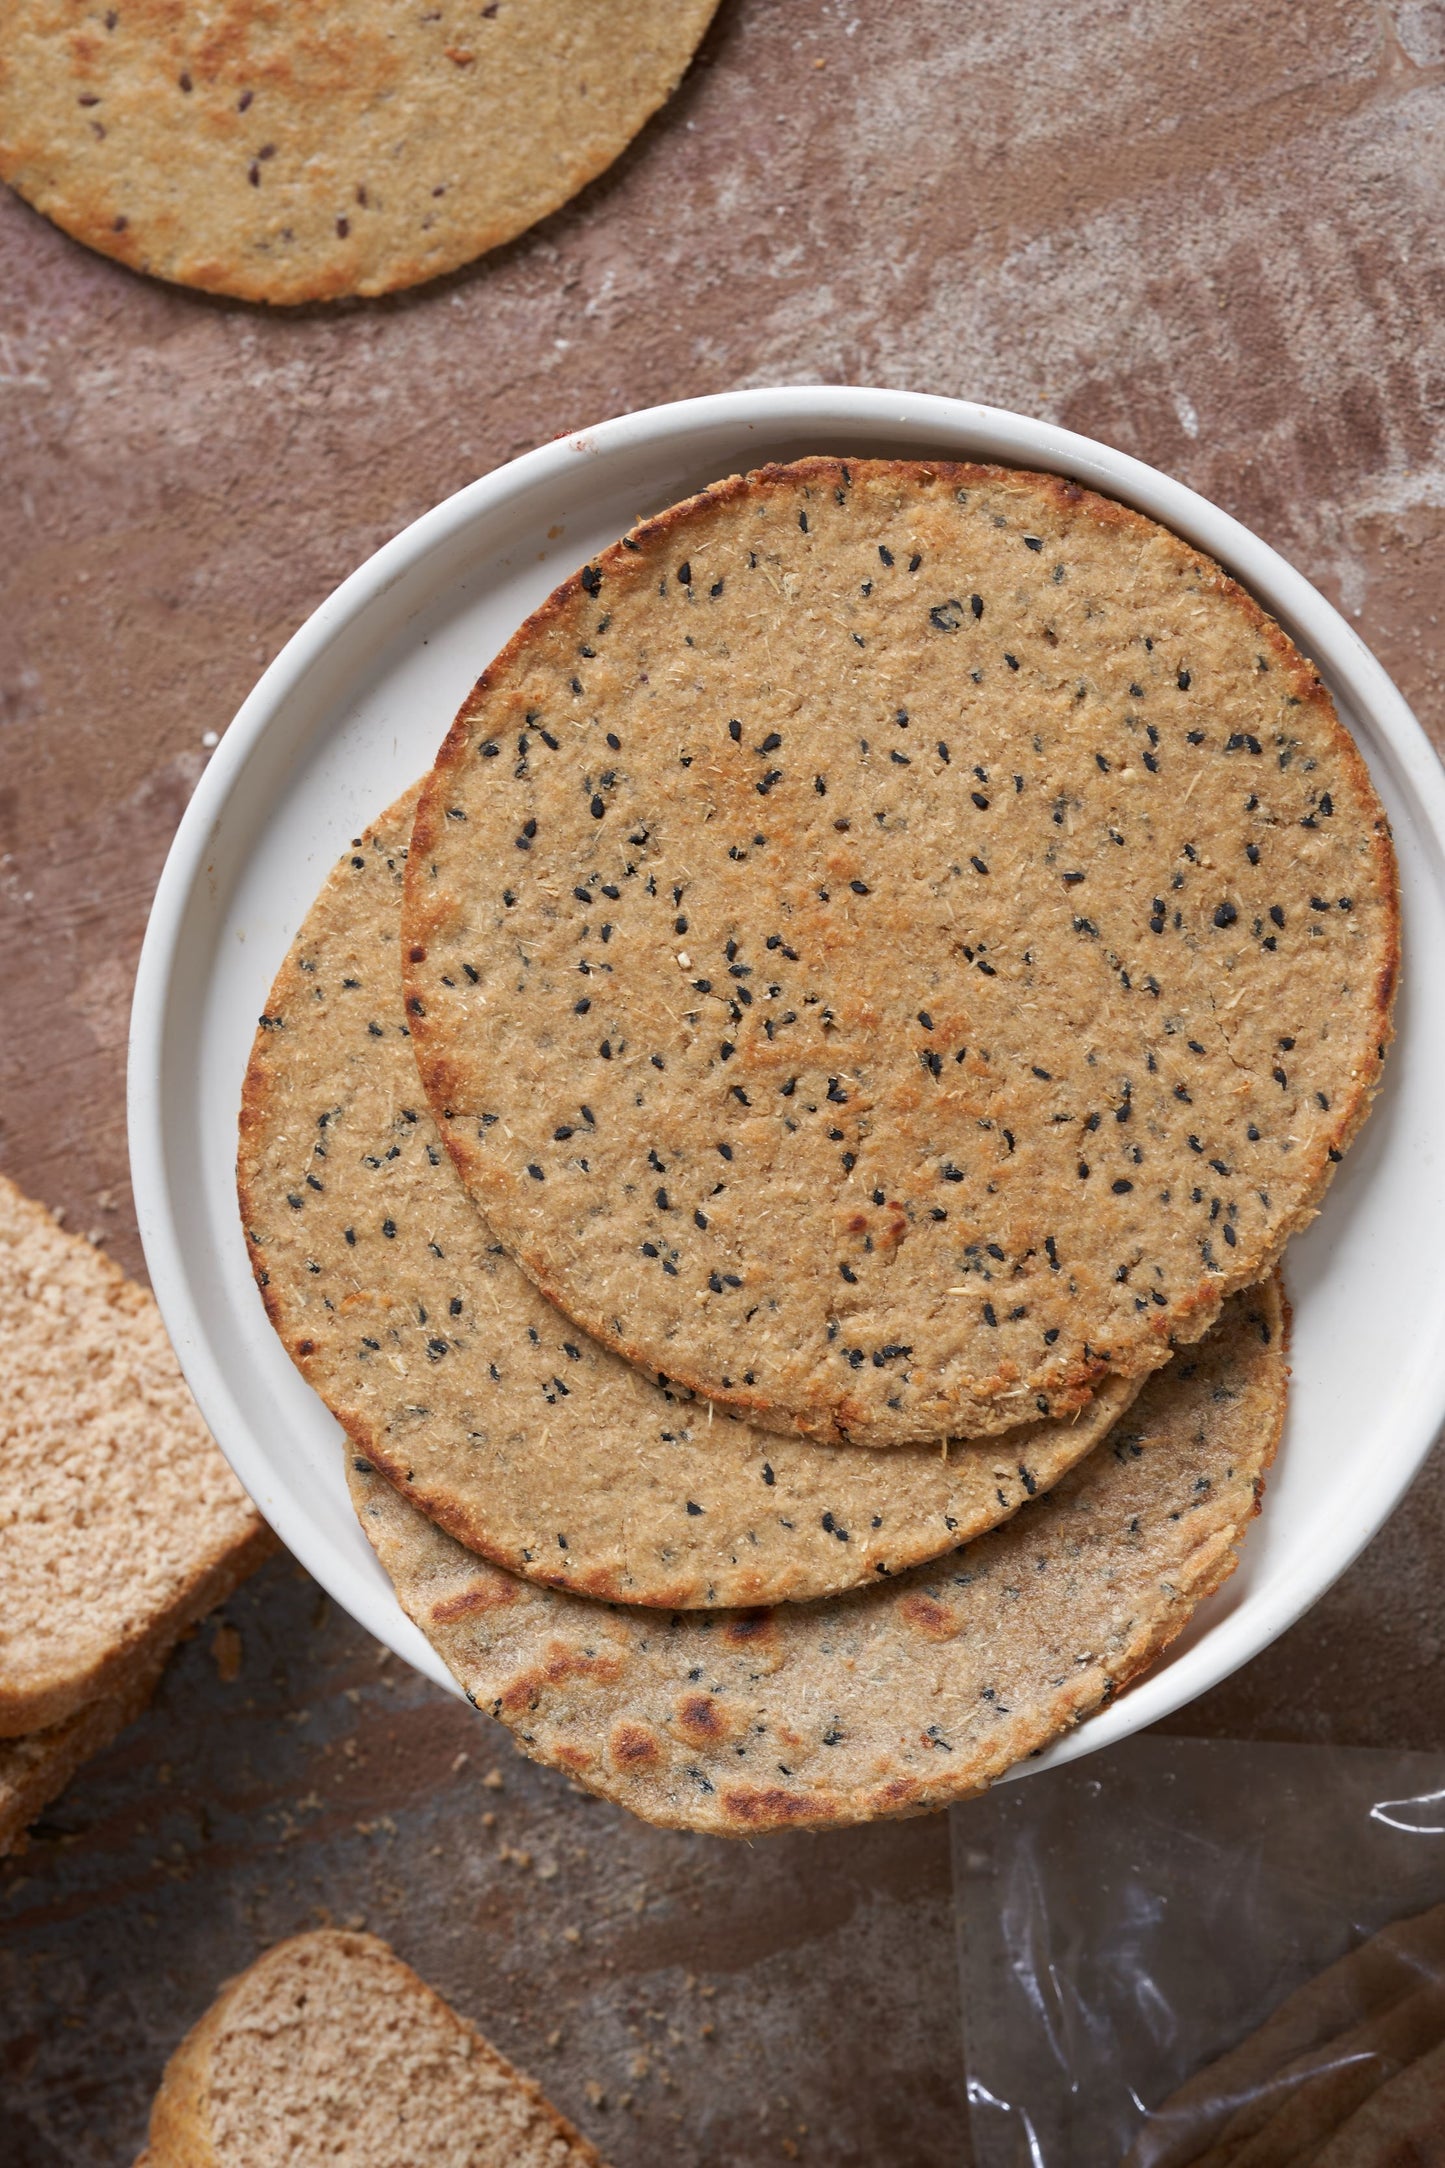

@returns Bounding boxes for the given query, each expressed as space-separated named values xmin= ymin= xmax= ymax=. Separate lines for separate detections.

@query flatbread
xmin=348 ymin=1277 xmax=1286 ymax=1836
xmin=140 ymin=1930 xmax=607 ymax=2168
xmin=403 ymin=459 xmax=1395 ymax=1446
xmin=0 ymin=0 xmax=718 ymax=303
xmin=239 ymin=785 xmax=1142 ymax=1610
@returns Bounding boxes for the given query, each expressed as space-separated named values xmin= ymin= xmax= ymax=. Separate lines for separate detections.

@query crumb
xmin=211 ymin=1623 xmax=242 ymax=1682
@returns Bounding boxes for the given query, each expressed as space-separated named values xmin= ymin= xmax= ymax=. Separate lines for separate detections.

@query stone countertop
xmin=1 ymin=2 xmax=1442 ymax=2161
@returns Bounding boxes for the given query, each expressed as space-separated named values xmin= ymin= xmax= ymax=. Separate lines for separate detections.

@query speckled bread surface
xmin=403 ymin=459 xmax=1395 ymax=1448
xmin=0 ymin=1172 xmax=274 ymax=1738
xmin=351 ymin=1277 xmax=1286 ymax=1837
xmin=139 ymin=1928 xmax=608 ymax=2168
xmin=240 ymin=783 xmax=1142 ymax=1609
xmin=0 ymin=0 xmax=718 ymax=303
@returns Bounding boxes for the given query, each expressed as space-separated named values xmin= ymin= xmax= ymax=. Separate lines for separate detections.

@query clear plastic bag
xmin=952 ymin=1736 xmax=1445 ymax=2167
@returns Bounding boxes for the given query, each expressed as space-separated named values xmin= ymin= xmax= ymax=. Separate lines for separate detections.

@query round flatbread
xmin=403 ymin=458 xmax=1395 ymax=1447
xmin=239 ymin=785 xmax=1141 ymax=1610
xmin=349 ymin=1277 xmax=1287 ymax=1836
xmin=0 ymin=0 xmax=718 ymax=303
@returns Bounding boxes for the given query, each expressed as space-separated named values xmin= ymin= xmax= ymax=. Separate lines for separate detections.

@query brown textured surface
xmin=1 ymin=0 xmax=1443 ymax=2158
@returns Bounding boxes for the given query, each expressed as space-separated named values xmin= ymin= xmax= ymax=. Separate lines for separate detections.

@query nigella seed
xmin=1177 ymin=668 xmax=1192 ymax=690
xmin=1024 ymin=535 xmax=1043 ymax=552
xmin=850 ymin=880 xmax=870 ymax=896
xmin=590 ymin=794 xmax=605 ymax=818
xmin=1214 ymin=902 xmax=1238 ymax=927
xmin=971 ymin=791 xmax=989 ymax=810
xmin=982 ymin=1302 xmax=998 ymax=1326
xmin=970 ymin=594 xmax=984 ymax=618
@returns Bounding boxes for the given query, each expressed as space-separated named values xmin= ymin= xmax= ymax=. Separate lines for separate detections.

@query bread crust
xmin=0 ymin=1641 xmax=165 ymax=1858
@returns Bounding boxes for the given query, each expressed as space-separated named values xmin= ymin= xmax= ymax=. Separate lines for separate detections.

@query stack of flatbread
xmin=239 ymin=458 xmax=1398 ymax=1834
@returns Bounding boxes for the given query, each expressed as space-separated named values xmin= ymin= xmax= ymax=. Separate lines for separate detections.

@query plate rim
xmin=127 ymin=384 xmax=1445 ymax=1778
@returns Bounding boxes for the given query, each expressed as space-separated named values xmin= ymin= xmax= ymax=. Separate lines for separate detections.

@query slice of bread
xmin=0 ymin=1639 xmax=168 ymax=1855
xmin=139 ymin=1929 xmax=608 ymax=2168
xmin=0 ymin=1173 xmax=273 ymax=1737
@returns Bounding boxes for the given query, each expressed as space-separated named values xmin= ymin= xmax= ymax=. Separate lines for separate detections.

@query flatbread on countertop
xmin=0 ymin=0 xmax=718 ymax=302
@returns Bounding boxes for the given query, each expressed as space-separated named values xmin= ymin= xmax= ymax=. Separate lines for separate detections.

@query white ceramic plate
xmin=129 ymin=388 xmax=1445 ymax=1773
